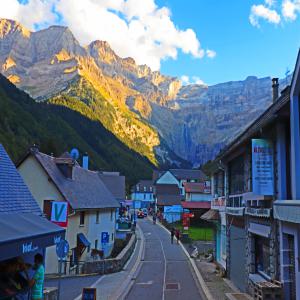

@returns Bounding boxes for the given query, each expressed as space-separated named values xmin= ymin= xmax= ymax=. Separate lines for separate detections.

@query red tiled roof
xmin=183 ymin=182 xmax=211 ymax=194
xmin=182 ymin=201 xmax=211 ymax=209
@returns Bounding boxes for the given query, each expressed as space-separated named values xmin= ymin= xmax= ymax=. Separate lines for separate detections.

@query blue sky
xmin=158 ymin=0 xmax=300 ymax=84
xmin=4 ymin=0 xmax=300 ymax=85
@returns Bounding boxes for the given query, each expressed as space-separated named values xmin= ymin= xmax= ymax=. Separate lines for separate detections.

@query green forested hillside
xmin=0 ymin=74 xmax=154 ymax=188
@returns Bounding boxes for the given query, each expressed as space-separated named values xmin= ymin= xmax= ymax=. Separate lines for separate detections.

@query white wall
xmin=156 ymin=171 xmax=179 ymax=186
xmin=87 ymin=208 xmax=116 ymax=257
xmin=131 ymin=192 xmax=154 ymax=201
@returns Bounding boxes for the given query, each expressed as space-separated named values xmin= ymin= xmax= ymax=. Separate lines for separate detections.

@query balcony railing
xmin=226 ymin=194 xmax=245 ymax=216
xmin=274 ymin=200 xmax=300 ymax=223
xmin=211 ymin=196 xmax=226 ymax=211
xmin=245 ymin=207 xmax=272 ymax=218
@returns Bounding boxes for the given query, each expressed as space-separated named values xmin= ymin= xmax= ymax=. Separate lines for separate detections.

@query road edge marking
xmin=156 ymin=221 xmax=215 ymax=300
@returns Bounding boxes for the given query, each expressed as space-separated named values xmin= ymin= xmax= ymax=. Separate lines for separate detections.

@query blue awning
xmin=77 ymin=233 xmax=90 ymax=247
xmin=0 ymin=213 xmax=65 ymax=261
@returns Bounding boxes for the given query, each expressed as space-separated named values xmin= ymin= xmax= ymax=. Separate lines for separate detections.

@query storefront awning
xmin=200 ymin=209 xmax=220 ymax=221
xmin=77 ymin=233 xmax=90 ymax=247
xmin=0 ymin=213 xmax=65 ymax=261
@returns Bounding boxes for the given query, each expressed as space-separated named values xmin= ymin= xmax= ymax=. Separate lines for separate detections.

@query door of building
xmin=282 ymin=233 xmax=296 ymax=300
xmin=229 ymin=225 xmax=247 ymax=291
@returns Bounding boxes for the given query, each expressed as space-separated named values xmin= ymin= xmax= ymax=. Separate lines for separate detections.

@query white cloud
xmin=0 ymin=0 xmax=57 ymax=29
xmin=249 ymin=4 xmax=281 ymax=27
xmin=282 ymin=0 xmax=300 ymax=20
xmin=0 ymin=0 xmax=215 ymax=71
xmin=180 ymin=75 xmax=206 ymax=86
xmin=180 ymin=75 xmax=190 ymax=85
xmin=206 ymin=49 xmax=216 ymax=58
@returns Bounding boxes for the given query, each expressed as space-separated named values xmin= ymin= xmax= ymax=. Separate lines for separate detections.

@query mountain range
xmin=0 ymin=18 xmax=290 ymax=169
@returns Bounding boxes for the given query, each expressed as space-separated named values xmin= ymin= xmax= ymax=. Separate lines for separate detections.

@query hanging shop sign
xmin=51 ymin=201 xmax=68 ymax=227
xmin=252 ymin=139 xmax=274 ymax=195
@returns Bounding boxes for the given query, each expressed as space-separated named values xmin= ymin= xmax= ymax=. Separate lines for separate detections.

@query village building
xmin=206 ymin=63 xmax=300 ymax=299
xmin=273 ymin=52 xmax=300 ymax=300
xmin=152 ymin=169 xmax=207 ymax=222
xmin=182 ymin=181 xmax=212 ymax=219
xmin=0 ymin=144 xmax=65 ymax=297
xmin=17 ymin=147 xmax=120 ymax=274
xmin=131 ymin=179 xmax=154 ymax=209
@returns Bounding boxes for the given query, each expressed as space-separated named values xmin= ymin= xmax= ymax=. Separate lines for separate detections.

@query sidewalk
xmin=74 ymin=224 xmax=144 ymax=300
xmin=195 ymin=260 xmax=237 ymax=299
xmin=157 ymin=219 xmax=244 ymax=300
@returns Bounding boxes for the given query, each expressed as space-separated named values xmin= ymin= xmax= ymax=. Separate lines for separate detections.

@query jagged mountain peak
xmin=0 ymin=18 xmax=31 ymax=38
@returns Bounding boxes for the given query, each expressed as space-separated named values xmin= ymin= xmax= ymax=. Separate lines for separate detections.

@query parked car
xmin=137 ymin=210 xmax=144 ymax=218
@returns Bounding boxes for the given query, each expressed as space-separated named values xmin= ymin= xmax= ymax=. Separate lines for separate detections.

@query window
xmin=215 ymin=171 xmax=225 ymax=197
xmin=255 ymin=236 xmax=271 ymax=276
xmin=136 ymin=185 xmax=139 ymax=192
xmin=43 ymin=200 xmax=53 ymax=220
xmin=229 ymin=155 xmax=245 ymax=194
xmin=79 ymin=211 xmax=85 ymax=226
xmin=95 ymin=239 xmax=98 ymax=249
xmin=150 ymin=186 xmax=153 ymax=192
xmin=112 ymin=233 xmax=114 ymax=241
xmin=96 ymin=211 xmax=100 ymax=224
xmin=110 ymin=209 xmax=114 ymax=221
xmin=144 ymin=186 xmax=146 ymax=192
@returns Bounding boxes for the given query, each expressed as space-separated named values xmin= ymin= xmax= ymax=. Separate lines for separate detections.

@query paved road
xmin=125 ymin=219 xmax=203 ymax=300
xmin=45 ymin=274 xmax=101 ymax=300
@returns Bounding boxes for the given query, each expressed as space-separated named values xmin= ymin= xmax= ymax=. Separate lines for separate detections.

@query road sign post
xmin=56 ymin=239 xmax=69 ymax=300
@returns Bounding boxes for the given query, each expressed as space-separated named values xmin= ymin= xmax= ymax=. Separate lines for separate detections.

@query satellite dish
xmin=70 ymin=148 xmax=80 ymax=160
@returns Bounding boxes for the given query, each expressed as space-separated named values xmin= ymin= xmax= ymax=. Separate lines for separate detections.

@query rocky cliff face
xmin=0 ymin=18 xmax=287 ymax=166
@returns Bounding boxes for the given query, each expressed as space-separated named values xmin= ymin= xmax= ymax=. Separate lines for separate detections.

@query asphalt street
xmin=45 ymin=274 xmax=101 ymax=300
xmin=125 ymin=219 xmax=203 ymax=300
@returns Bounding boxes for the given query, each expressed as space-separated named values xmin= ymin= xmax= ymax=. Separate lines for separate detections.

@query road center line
xmin=157 ymin=228 xmax=167 ymax=300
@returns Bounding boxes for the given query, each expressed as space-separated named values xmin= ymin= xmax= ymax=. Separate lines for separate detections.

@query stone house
xmin=17 ymin=147 xmax=120 ymax=274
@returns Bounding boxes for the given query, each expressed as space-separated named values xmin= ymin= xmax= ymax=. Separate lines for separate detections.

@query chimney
xmin=55 ymin=157 xmax=74 ymax=179
xmin=272 ymin=78 xmax=279 ymax=102
xmin=82 ymin=152 xmax=89 ymax=170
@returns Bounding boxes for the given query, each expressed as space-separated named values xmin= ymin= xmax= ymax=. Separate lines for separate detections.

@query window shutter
xmin=43 ymin=200 xmax=53 ymax=220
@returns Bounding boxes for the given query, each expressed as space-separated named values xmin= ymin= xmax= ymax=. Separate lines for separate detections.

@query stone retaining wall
xmin=82 ymin=233 xmax=136 ymax=274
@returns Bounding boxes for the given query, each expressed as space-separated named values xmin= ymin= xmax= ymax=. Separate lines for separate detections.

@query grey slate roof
xmin=132 ymin=180 xmax=154 ymax=193
xmin=156 ymin=194 xmax=182 ymax=206
xmin=169 ymin=169 xmax=206 ymax=181
xmin=0 ymin=144 xmax=41 ymax=214
xmin=32 ymin=151 xmax=120 ymax=210
xmin=98 ymin=173 xmax=125 ymax=200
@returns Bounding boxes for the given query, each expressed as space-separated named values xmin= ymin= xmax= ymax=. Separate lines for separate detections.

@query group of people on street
xmin=170 ymin=227 xmax=181 ymax=244
xmin=0 ymin=254 xmax=45 ymax=300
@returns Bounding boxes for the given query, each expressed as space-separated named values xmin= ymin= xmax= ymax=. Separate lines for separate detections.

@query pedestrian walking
xmin=175 ymin=229 xmax=181 ymax=244
xmin=171 ymin=227 xmax=175 ymax=244
xmin=153 ymin=213 xmax=157 ymax=224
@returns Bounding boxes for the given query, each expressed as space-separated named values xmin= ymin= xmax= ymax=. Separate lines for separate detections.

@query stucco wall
xmin=18 ymin=156 xmax=64 ymax=207
xmin=131 ymin=192 xmax=154 ymax=201
xmin=87 ymin=209 xmax=116 ymax=257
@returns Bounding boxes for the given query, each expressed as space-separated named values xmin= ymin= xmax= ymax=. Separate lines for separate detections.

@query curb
xmin=156 ymin=221 xmax=215 ymax=300
xmin=45 ymin=272 xmax=99 ymax=280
